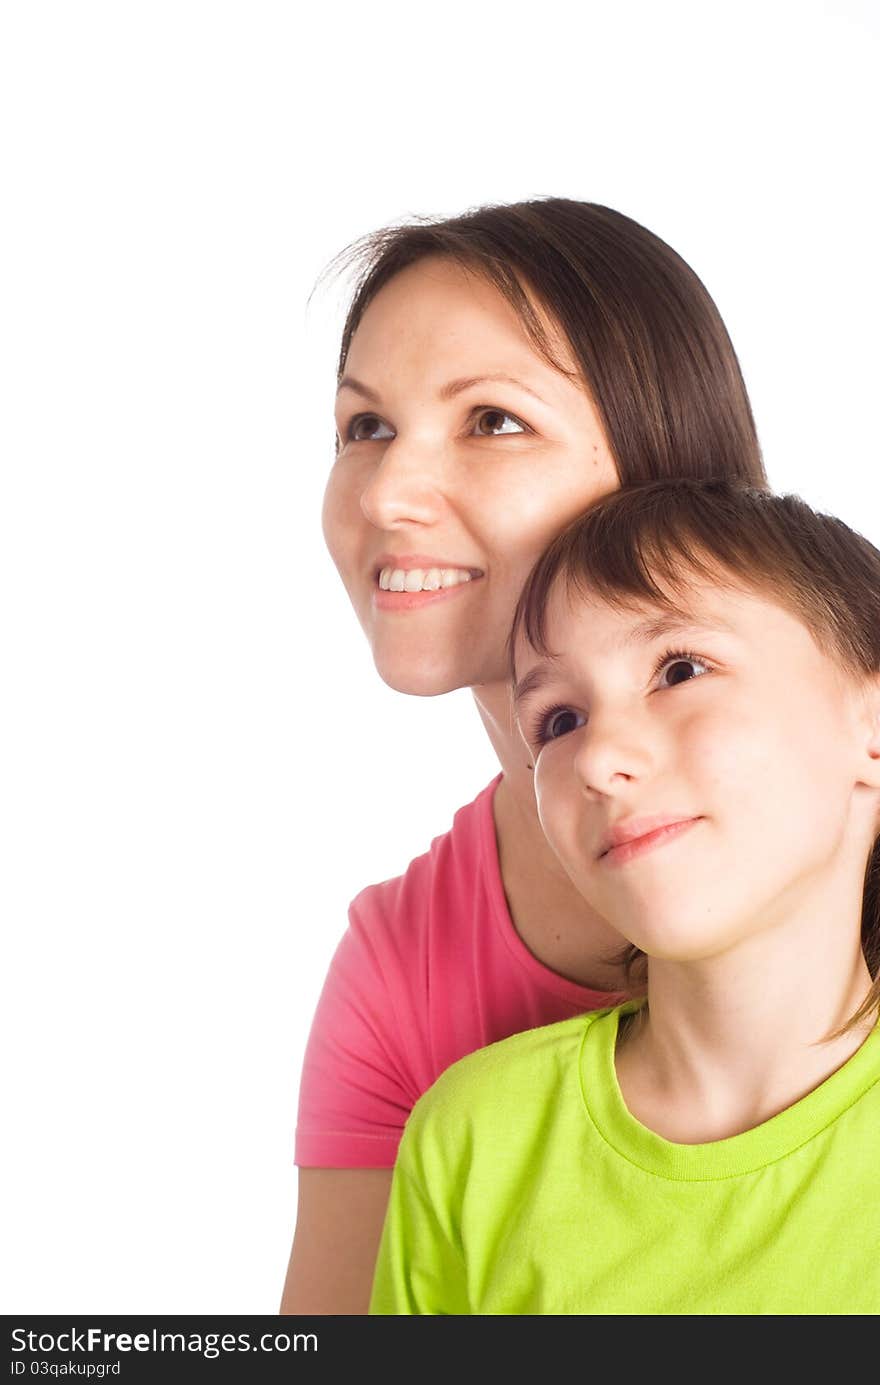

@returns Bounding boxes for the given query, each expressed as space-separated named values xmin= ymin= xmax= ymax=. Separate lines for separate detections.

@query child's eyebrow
xmin=623 ymin=612 xmax=738 ymax=646
xmin=513 ymin=662 xmax=560 ymax=707
xmin=512 ymin=613 xmax=737 ymax=706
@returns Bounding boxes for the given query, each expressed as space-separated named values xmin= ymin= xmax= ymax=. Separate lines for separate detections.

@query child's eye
xmin=533 ymin=706 xmax=586 ymax=744
xmin=652 ymin=649 xmax=712 ymax=689
xmin=471 ymin=408 xmax=528 ymax=437
xmin=347 ymin=413 xmax=395 ymax=442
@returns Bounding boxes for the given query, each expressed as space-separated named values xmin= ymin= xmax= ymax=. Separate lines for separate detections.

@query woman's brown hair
xmin=511 ymin=478 xmax=880 ymax=1032
xmin=332 ymin=198 xmax=766 ymax=488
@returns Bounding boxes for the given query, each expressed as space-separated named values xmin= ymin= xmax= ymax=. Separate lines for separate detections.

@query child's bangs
xmin=513 ymin=482 xmax=769 ymax=659
xmin=562 ymin=531 xmax=741 ymax=627
xmin=513 ymin=479 xmax=880 ymax=686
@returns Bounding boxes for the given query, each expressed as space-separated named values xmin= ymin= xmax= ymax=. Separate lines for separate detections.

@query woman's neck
xmin=472 ymin=681 xmax=629 ymax=993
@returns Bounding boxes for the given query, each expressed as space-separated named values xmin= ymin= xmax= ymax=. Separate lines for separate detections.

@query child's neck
xmin=616 ymin=935 xmax=874 ymax=1144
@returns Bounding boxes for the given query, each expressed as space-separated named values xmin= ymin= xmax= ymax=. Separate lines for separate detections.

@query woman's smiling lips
xmin=598 ymin=815 xmax=703 ymax=867
xmin=372 ymin=554 xmax=485 ymax=611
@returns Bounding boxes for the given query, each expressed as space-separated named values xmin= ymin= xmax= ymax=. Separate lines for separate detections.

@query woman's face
xmin=324 ymin=257 xmax=619 ymax=695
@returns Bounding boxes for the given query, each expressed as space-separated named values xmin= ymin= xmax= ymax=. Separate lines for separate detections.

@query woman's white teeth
xmin=378 ymin=567 xmax=474 ymax=592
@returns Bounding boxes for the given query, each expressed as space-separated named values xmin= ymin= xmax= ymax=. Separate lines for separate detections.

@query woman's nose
xmin=359 ymin=438 xmax=447 ymax=530
xmin=571 ymin=707 xmax=654 ymax=797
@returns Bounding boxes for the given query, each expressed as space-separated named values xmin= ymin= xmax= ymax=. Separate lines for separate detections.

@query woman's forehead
xmin=347 ymin=256 xmax=575 ymax=378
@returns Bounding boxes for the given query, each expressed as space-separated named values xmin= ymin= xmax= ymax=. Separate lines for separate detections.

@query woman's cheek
xmin=320 ymin=464 xmax=347 ymax=561
xmin=322 ymin=459 xmax=368 ymax=574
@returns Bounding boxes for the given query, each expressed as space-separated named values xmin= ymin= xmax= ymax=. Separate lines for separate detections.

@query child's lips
xmin=598 ymin=815 xmax=703 ymax=866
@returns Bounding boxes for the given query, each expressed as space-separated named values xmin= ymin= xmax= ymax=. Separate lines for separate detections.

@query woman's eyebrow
xmin=335 ymin=373 xmax=549 ymax=406
xmin=437 ymin=374 xmax=549 ymax=405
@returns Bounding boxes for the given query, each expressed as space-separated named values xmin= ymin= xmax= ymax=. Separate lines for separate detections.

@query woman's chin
xmin=372 ymin=652 xmax=473 ymax=698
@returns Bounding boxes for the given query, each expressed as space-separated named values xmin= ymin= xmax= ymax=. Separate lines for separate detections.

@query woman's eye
xmin=348 ymin=414 xmax=394 ymax=442
xmin=541 ymin=708 xmax=585 ymax=742
xmin=655 ymin=653 xmax=710 ymax=688
xmin=472 ymin=409 xmax=527 ymax=437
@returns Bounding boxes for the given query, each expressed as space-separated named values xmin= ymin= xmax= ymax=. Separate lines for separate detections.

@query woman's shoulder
xmin=347 ymin=775 xmax=503 ymax=941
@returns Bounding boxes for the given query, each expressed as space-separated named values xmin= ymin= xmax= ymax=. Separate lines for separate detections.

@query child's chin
xmin=626 ymin=917 xmax=729 ymax=964
xmin=640 ymin=938 xmax=734 ymax=966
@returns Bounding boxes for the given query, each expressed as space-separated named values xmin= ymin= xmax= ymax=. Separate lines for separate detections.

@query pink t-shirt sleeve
xmin=294 ymin=897 xmax=422 ymax=1168
xmin=294 ymin=776 xmax=626 ymax=1168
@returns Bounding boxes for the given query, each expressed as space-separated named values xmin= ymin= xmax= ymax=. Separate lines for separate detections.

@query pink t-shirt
xmin=295 ymin=774 xmax=627 ymax=1168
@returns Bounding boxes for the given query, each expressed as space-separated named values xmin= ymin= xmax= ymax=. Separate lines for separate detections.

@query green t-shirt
xmin=370 ymin=1003 xmax=880 ymax=1315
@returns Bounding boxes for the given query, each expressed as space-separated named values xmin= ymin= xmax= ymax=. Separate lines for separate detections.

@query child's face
xmin=514 ymin=574 xmax=878 ymax=963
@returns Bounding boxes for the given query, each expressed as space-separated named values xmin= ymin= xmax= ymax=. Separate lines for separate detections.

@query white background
xmin=2 ymin=0 xmax=878 ymax=1312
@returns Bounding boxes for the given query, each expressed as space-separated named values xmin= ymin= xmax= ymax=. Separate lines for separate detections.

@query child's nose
xmin=572 ymin=706 xmax=654 ymax=797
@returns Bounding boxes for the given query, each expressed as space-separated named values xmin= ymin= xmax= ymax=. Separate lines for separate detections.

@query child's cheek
xmin=685 ymin=704 xmax=777 ymax=813
xmin=533 ymin=751 xmax=580 ymax=861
